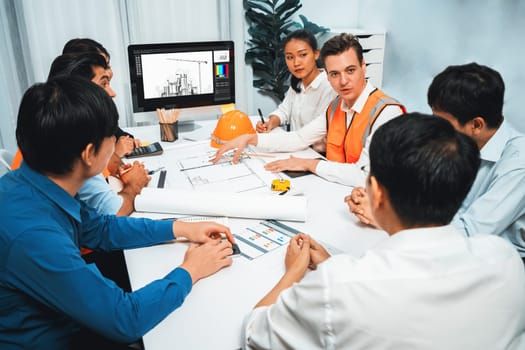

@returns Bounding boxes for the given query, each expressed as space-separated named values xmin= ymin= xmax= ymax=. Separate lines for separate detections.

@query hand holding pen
xmin=256 ymin=108 xmax=269 ymax=133
xmin=256 ymin=108 xmax=281 ymax=133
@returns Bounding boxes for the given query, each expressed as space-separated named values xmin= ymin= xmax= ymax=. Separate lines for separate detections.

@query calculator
xmin=126 ymin=142 xmax=164 ymax=158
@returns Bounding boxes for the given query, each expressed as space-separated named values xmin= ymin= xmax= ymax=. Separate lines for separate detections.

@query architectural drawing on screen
xmin=141 ymin=51 xmax=214 ymax=99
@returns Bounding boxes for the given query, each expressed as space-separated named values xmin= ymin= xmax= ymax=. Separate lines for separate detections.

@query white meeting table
xmin=123 ymin=120 xmax=388 ymax=349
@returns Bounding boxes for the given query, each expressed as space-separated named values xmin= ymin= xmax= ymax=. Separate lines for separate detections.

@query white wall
xmin=249 ymin=0 xmax=525 ymax=133
xmin=2 ymin=0 xmax=525 ymax=153
xmin=246 ymin=0 xmax=361 ymax=117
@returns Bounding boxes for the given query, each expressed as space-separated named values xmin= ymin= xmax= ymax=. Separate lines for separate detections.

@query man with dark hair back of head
xmin=0 ymin=77 xmax=235 ymax=349
xmin=366 ymin=114 xmax=479 ymax=228
xmin=243 ymin=113 xmax=525 ymax=349
xmin=17 ymin=76 xmax=118 ymax=175
xmin=348 ymin=63 xmax=525 ymax=261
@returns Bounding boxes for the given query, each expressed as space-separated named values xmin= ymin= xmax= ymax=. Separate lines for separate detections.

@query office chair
xmin=0 ymin=148 xmax=14 ymax=175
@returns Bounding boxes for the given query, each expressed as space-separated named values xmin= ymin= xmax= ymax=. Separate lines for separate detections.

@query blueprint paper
xmin=134 ymin=187 xmax=307 ymax=221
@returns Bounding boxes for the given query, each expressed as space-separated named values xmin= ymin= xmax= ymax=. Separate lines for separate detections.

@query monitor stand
xmin=177 ymin=120 xmax=201 ymax=132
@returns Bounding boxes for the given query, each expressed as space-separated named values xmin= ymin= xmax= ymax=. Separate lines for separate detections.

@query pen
xmin=148 ymin=166 xmax=165 ymax=175
xmin=119 ymin=164 xmax=133 ymax=176
xmin=257 ymin=108 xmax=265 ymax=124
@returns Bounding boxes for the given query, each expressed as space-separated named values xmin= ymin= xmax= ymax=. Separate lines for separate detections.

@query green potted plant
xmin=244 ymin=0 xmax=329 ymax=102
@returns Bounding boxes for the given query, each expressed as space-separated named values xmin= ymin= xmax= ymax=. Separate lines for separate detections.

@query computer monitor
xmin=128 ymin=40 xmax=235 ymax=114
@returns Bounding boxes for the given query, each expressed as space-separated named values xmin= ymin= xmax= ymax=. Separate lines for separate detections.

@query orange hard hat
xmin=210 ymin=110 xmax=256 ymax=148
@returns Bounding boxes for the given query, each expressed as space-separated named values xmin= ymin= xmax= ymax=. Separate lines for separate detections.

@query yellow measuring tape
xmin=271 ymin=179 xmax=290 ymax=192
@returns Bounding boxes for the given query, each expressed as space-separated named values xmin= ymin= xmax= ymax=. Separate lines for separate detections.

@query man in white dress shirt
xmin=243 ymin=114 xmax=525 ymax=350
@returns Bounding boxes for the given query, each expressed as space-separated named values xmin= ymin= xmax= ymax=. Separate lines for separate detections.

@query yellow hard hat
xmin=210 ymin=110 xmax=256 ymax=148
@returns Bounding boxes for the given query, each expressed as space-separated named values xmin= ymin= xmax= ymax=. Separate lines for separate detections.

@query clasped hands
xmin=118 ymin=161 xmax=151 ymax=194
xmin=284 ymin=233 xmax=331 ymax=281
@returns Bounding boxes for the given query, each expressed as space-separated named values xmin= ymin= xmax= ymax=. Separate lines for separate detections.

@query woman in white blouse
xmin=256 ymin=29 xmax=336 ymax=143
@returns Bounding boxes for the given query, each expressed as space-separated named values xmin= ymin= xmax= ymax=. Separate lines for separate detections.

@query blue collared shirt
xmin=452 ymin=121 xmax=525 ymax=256
xmin=79 ymin=173 xmax=123 ymax=214
xmin=0 ymin=163 xmax=192 ymax=348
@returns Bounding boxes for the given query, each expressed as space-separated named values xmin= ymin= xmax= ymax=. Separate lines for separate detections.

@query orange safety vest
xmin=325 ymin=89 xmax=406 ymax=163
xmin=11 ymin=149 xmax=23 ymax=170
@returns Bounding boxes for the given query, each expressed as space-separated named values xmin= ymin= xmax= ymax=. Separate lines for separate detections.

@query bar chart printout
xmin=234 ymin=220 xmax=299 ymax=260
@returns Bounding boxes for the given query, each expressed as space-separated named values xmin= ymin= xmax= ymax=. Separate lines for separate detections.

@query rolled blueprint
xmin=134 ymin=187 xmax=307 ymax=222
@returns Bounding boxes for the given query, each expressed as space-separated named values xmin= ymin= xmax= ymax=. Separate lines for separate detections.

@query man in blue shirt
xmin=426 ymin=63 xmax=525 ymax=257
xmin=0 ymin=77 xmax=235 ymax=349
xmin=346 ymin=63 xmax=525 ymax=258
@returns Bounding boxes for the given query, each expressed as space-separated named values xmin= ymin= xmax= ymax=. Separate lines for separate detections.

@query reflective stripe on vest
xmin=325 ymin=89 xmax=406 ymax=163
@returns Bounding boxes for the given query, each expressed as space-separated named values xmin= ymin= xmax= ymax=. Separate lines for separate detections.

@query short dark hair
xmin=47 ymin=53 xmax=107 ymax=81
xmin=16 ymin=77 xmax=118 ymax=175
xmin=320 ymin=33 xmax=363 ymax=66
xmin=369 ymin=113 xmax=480 ymax=227
xmin=63 ymin=38 xmax=110 ymax=62
xmin=284 ymin=29 xmax=319 ymax=93
xmin=427 ymin=62 xmax=504 ymax=128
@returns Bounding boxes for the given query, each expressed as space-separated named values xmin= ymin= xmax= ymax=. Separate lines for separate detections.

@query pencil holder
xmin=159 ymin=121 xmax=179 ymax=142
